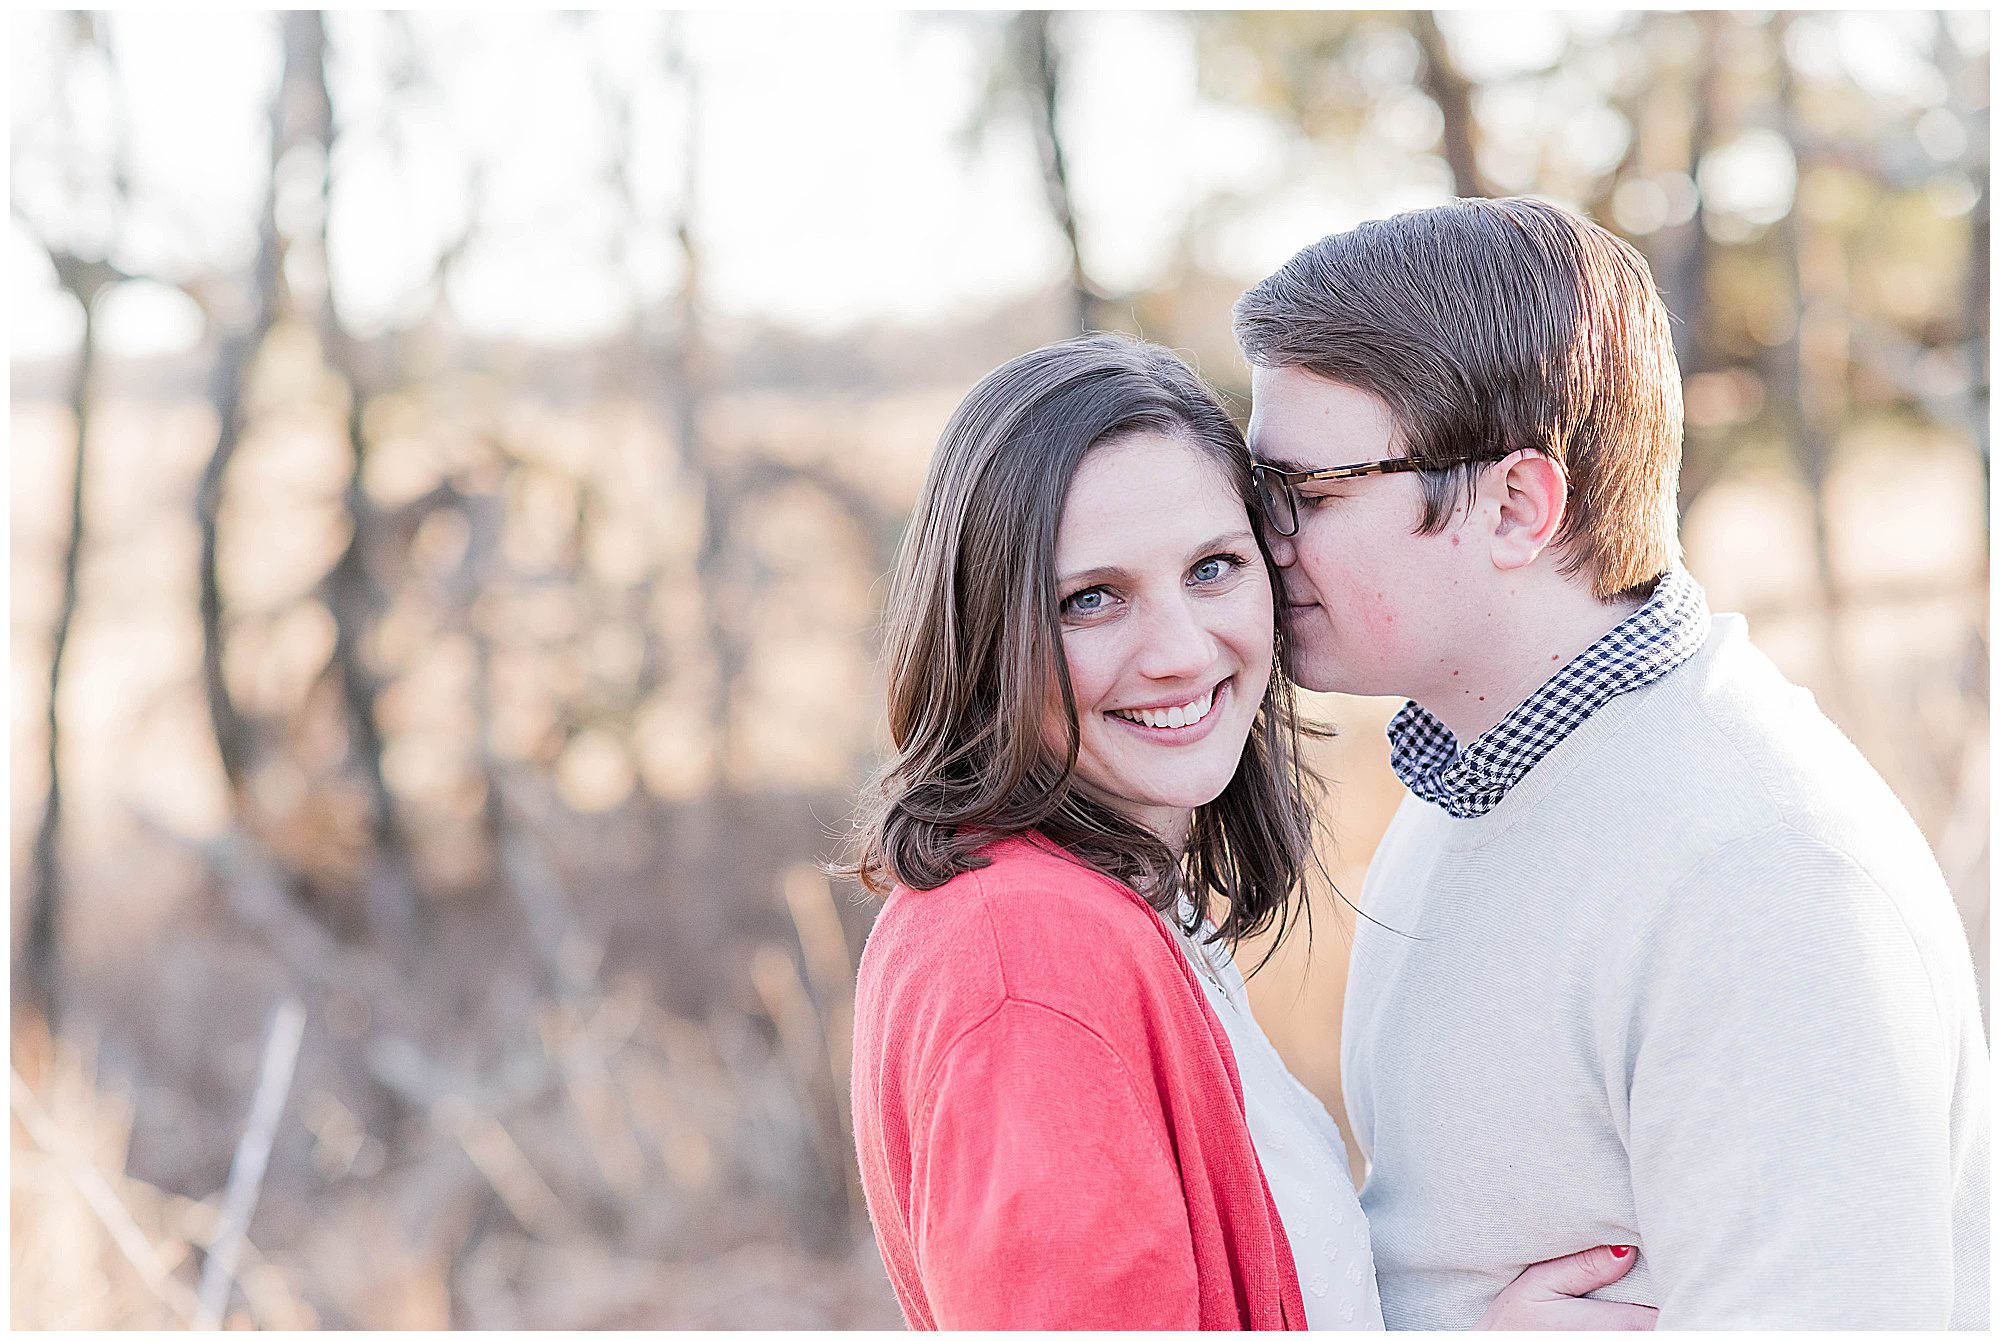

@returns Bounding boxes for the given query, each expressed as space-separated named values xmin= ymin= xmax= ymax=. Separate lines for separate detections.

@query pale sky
xmin=9 ymin=9 xmax=1974 ymax=364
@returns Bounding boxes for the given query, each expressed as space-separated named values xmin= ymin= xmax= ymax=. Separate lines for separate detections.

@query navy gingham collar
xmin=1387 ymin=567 xmax=1711 ymax=819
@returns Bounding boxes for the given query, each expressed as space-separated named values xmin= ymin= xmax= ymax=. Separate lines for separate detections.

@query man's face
xmin=1247 ymin=365 xmax=1483 ymax=699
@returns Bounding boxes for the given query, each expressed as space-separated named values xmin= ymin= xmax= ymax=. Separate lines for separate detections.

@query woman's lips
xmin=1105 ymin=678 xmax=1232 ymax=746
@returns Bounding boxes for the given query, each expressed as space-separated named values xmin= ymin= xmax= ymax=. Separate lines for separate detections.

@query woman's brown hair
xmin=845 ymin=333 xmax=1324 ymax=952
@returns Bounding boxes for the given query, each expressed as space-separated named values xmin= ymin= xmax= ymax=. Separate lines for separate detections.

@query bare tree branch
xmin=653 ymin=18 xmax=746 ymax=795
xmin=1010 ymin=12 xmax=1098 ymax=333
xmin=289 ymin=11 xmax=423 ymax=949
xmin=196 ymin=10 xmax=305 ymax=803
xmin=194 ymin=999 xmax=306 ymax=1330
xmin=18 ymin=9 xmax=142 ymax=1026
xmin=1767 ymin=14 xmax=1855 ymax=716
xmin=21 ymin=245 xmax=125 ymax=1027
xmin=1409 ymin=12 xmax=1490 ymax=198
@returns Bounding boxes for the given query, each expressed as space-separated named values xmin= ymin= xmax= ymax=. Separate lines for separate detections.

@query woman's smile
xmin=1106 ymin=676 xmax=1231 ymax=742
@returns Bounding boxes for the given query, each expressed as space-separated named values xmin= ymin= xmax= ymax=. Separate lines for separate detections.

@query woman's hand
xmin=1472 ymin=1244 xmax=1658 ymax=1330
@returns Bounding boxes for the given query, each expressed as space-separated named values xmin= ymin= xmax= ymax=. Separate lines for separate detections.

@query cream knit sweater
xmin=1343 ymin=615 xmax=1989 ymax=1329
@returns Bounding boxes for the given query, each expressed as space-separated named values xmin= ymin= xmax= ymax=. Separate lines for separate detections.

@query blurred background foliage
xmin=10 ymin=8 xmax=1988 ymax=1329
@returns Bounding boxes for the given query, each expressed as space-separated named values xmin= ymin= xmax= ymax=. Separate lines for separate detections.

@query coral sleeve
xmin=909 ymin=998 xmax=1201 ymax=1329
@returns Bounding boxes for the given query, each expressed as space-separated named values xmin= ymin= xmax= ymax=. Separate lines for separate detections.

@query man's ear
xmin=1482 ymin=449 xmax=1568 ymax=572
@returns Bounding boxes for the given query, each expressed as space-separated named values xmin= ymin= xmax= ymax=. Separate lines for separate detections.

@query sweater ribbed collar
xmin=1387 ymin=566 xmax=1711 ymax=819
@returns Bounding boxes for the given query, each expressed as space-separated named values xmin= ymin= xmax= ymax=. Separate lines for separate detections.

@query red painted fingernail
xmin=1610 ymin=1245 xmax=1633 ymax=1258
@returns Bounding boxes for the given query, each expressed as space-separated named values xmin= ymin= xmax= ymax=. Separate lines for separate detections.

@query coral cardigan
xmin=850 ymin=832 xmax=1307 ymax=1330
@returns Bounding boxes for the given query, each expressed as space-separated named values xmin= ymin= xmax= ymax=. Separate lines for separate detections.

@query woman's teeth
xmin=1110 ymin=684 xmax=1217 ymax=730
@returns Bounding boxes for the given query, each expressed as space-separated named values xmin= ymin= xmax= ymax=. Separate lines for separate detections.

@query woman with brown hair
xmin=845 ymin=334 xmax=1651 ymax=1330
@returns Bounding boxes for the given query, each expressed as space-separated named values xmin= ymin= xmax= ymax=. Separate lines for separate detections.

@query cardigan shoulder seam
xmin=902 ymin=986 xmax=1189 ymax=1305
xmin=912 ymin=987 xmax=1180 ymax=1173
xmin=906 ymin=865 xmax=1180 ymax=1174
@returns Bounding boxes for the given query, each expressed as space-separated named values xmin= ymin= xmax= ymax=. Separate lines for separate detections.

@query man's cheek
xmin=1356 ymin=590 xmax=1408 ymax=647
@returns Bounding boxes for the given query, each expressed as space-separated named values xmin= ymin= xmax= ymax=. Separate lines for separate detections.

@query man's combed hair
xmin=1234 ymin=197 xmax=1684 ymax=601
xmin=843 ymin=334 xmax=1325 ymax=955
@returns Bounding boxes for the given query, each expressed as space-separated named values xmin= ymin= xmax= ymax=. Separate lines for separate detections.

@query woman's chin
xmin=1096 ymin=771 xmax=1248 ymax=830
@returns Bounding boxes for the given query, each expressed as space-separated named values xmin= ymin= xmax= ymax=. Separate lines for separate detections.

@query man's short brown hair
xmin=1234 ymin=197 xmax=1683 ymax=600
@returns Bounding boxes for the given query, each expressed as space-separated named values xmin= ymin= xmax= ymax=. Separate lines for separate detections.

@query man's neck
xmin=1418 ymin=579 xmax=1646 ymax=744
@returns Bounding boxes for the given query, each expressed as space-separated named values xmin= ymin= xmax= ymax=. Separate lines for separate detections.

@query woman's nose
xmin=1267 ymin=530 xmax=1298 ymax=568
xmin=1135 ymin=597 xmax=1216 ymax=680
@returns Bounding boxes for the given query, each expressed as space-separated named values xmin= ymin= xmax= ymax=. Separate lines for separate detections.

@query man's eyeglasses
xmin=1251 ymin=455 xmax=1510 ymax=537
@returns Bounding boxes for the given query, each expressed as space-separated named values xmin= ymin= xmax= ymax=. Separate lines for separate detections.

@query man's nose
xmin=1135 ymin=596 xmax=1217 ymax=681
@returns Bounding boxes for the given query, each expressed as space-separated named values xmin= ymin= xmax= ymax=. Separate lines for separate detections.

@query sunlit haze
xmin=10 ymin=9 xmax=1966 ymax=361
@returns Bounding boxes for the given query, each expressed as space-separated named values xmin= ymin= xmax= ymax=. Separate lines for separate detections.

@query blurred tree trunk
xmin=1010 ymin=12 xmax=1098 ymax=333
xmin=20 ymin=253 xmax=123 ymax=1027
xmin=658 ymin=23 xmax=746 ymax=795
xmin=21 ymin=15 xmax=134 ymax=1026
xmin=1409 ymin=11 xmax=1489 ymax=198
xmin=196 ymin=10 xmax=305 ymax=804
xmin=1662 ymin=11 xmax=1725 ymax=522
xmin=295 ymin=10 xmax=422 ymax=948
xmin=1659 ymin=10 xmax=1721 ymax=374
xmin=597 ymin=40 xmax=670 ymax=710
xmin=1768 ymin=16 xmax=1854 ymax=715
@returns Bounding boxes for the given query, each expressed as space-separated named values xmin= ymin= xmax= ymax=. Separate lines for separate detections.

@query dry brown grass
xmin=10 ymin=827 xmax=906 ymax=1329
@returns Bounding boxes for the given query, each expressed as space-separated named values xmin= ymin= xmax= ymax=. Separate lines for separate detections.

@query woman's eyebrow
xmin=1056 ymin=563 xmax=1127 ymax=587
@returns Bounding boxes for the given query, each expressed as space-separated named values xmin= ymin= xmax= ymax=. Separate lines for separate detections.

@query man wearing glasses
xmin=1234 ymin=197 xmax=1987 ymax=1329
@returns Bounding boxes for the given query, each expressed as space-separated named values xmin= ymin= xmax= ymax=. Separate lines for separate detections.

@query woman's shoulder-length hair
xmin=842 ymin=332 xmax=1326 ymax=958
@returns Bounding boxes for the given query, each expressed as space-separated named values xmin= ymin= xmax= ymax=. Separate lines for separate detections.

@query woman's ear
xmin=1484 ymin=450 xmax=1568 ymax=572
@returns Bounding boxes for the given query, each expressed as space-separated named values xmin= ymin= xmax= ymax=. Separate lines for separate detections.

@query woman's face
xmin=1046 ymin=431 xmax=1276 ymax=848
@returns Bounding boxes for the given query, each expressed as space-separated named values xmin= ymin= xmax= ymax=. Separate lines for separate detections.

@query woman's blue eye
xmin=1192 ymin=553 xmax=1243 ymax=583
xmin=1063 ymin=588 xmax=1108 ymax=616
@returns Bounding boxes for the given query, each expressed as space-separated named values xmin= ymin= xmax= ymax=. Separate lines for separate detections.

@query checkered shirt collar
xmin=1387 ymin=567 xmax=1711 ymax=819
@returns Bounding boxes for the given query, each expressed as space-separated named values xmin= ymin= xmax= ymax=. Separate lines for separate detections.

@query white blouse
xmin=1163 ymin=905 xmax=1385 ymax=1330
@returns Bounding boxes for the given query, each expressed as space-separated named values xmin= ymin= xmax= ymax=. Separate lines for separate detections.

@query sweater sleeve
xmin=909 ymin=997 xmax=1202 ymax=1329
xmin=1622 ymin=828 xmax=1958 ymax=1328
